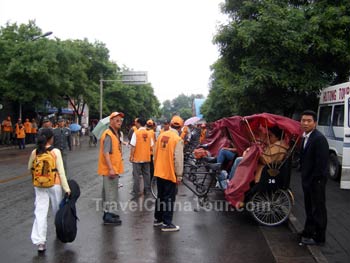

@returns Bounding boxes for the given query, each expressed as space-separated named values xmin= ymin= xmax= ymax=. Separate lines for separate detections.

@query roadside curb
xmin=0 ymin=144 xmax=35 ymax=151
xmin=288 ymin=213 xmax=328 ymax=263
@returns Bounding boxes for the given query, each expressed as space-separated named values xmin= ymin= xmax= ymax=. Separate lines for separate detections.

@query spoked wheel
xmin=249 ymin=189 xmax=292 ymax=226
xmin=151 ymin=176 xmax=157 ymax=199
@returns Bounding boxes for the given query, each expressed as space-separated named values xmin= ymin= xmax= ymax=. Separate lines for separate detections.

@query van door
xmin=341 ymin=94 xmax=350 ymax=189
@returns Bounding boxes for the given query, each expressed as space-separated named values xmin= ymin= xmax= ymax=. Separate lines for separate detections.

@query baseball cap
xmin=42 ymin=117 xmax=50 ymax=123
xmin=170 ymin=116 xmax=184 ymax=127
xmin=57 ymin=116 xmax=65 ymax=122
xmin=110 ymin=112 xmax=125 ymax=119
xmin=146 ymin=119 xmax=154 ymax=126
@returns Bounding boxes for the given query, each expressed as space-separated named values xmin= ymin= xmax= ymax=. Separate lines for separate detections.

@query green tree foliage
xmin=0 ymin=21 xmax=160 ymax=124
xmin=204 ymin=0 xmax=350 ymax=120
xmin=160 ymin=93 xmax=204 ymax=121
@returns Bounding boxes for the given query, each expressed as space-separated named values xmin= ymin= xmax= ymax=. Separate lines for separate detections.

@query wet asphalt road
xmin=0 ymin=138 xmax=315 ymax=263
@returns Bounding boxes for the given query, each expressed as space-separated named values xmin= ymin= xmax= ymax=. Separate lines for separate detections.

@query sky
xmin=0 ymin=0 xmax=227 ymax=103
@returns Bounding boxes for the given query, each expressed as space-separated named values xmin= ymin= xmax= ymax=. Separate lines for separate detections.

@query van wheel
xmin=329 ymin=153 xmax=340 ymax=180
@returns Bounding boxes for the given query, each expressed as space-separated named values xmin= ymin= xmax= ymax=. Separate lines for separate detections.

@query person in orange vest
xmin=24 ymin=118 xmax=32 ymax=144
xmin=129 ymin=118 xmax=154 ymax=199
xmin=15 ymin=118 xmax=26 ymax=149
xmin=153 ymin=115 xmax=184 ymax=232
xmin=97 ymin=111 xmax=124 ymax=225
xmin=1 ymin=116 xmax=13 ymax=145
xmin=159 ymin=119 xmax=170 ymax=134
xmin=199 ymin=123 xmax=207 ymax=144
xmin=31 ymin=118 xmax=38 ymax=143
xmin=127 ymin=118 xmax=139 ymax=143
xmin=146 ymin=119 xmax=157 ymax=182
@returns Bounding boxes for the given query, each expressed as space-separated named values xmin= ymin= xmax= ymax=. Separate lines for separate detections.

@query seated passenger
xmin=218 ymin=126 xmax=288 ymax=189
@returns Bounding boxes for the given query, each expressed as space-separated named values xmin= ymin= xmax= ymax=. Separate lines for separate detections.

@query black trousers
xmin=154 ymin=177 xmax=177 ymax=225
xmin=302 ymin=176 xmax=327 ymax=242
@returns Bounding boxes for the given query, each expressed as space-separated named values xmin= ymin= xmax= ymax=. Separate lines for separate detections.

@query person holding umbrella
xmin=97 ymin=112 xmax=124 ymax=225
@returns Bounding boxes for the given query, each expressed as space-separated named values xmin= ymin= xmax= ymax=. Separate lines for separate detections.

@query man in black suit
xmin=299 ymin=110 xmax=329 ymax=245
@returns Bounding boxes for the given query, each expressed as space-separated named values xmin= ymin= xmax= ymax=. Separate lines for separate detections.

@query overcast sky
xmin=0 ymin=0 xmax=227 ymax=103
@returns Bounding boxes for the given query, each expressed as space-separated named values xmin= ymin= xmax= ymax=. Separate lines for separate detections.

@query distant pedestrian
xmin=97 ymin=112 xmax=124 ymax=225
xmin=24 ymin=118 xmax=32 ymax=144
xmin=299 ymin=110 xmax=328 ymax=246
xmin=129 ymin=118 xmax=154 ymax=199
xmin=31 ymin=118 xmax=38 ymax=143
xmin=15 ymin=118 xmax=26 ymax=149
xmin=37 ymin=117 xmax=52 ymax=136
xmin=1 ymin=116 xmax=13 ymax=145
xmin=53 ymin=117 xmax=71 ymax=170
xmin=28 ymin=128 xmax=71 ymax=252
xmin=153 ymin=115 xmax=184 ymax=232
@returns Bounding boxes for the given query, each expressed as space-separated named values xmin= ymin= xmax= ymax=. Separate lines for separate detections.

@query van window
xmin=318 ymin=106 xmax=332 ymax=126
xmin=332 ymin=105 xmax=344 ymax=127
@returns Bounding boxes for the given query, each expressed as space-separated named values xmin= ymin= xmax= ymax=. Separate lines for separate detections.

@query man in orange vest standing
xmin=153 ymin=115 xmax=184 ymax=232
xmin=129 ymin=117 xmax=154 ymax=199
xmin=24 ymin=118 xmax=32 ymax=144
xmin=15 ymin=118 xmax=26 ymax=149
xmin=97 ymin=112 xmax=124 ymax=225
xmin=1 ymin=116 xmax=13 ymax=145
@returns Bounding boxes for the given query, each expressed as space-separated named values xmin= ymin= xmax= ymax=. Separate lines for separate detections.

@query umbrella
xmin=69 ymin=123 xmax=81 ymax=132
xmin=184 ymin=116 xmax=201 ymax=126
xmin=92 ymin=116 xmax=110 ymax=139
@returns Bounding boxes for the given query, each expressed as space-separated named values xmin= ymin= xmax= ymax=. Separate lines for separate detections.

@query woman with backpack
xmin=28 ymin=128 xmax=71 ymax=252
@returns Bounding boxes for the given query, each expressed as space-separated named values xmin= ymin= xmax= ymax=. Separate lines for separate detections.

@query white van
xmin=317 ymin=82 xmax=350 ymax=189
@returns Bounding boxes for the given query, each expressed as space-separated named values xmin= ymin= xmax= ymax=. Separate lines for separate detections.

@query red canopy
xmin=203 ymin=113 xmax=303 ymax=207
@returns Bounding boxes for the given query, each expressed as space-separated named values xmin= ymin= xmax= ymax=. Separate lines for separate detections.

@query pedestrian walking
xmin=53 ymin=117 xmax=71 ymax=169
xmin=97 ymin=111 xmax=124 ymax=225
xmin=24 ymin=118 xmax=32 ymax=144
xmin=15 ymin=118 xmax=26 ymax=149
xmin=129 ymin=118 xmax=154 ymax=199
xmin=37 ymin=117 xmax=52 ymax=137
xmin=153 ymin=115 xmax=184 ymax=232
xmin=28 ymin=128 xmax=71 ymax=252
xmin=299 ymin=110 xmax=329 ymax=246
xmin=31 ymin=118 xmax=38 ymax=143
xmin=1 ymin=116 xmax=13 ymax=145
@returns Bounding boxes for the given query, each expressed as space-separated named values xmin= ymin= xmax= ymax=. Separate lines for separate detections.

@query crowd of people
xmin=25 ymin=109 xmax=328 ymax=253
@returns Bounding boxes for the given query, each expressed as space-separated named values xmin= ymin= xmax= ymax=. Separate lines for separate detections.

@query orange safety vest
xmin=97 ymin=128 xmax=124 ymax=176
xmin=2 ymin=120 xmax=12 ymax=132
xmin=15 ymin=124 xmax=26 ymax=139
xmin=200 ymin=128 xmax=207 ymax=143
xmin=180 ymin=126 xmax=188 ymax=140
xmin=24 ymin=121 xmax=32 ymax=133
xmin=132 ymin=129 xmax=152 ymax=162
xmin=154 ymin=130 xmax=181 ymax=183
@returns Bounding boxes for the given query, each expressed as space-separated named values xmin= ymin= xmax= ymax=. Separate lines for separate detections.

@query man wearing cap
xmin=153 ymin=115 xmax=184 ymax=232
xmin=24 ymin=118 xmax=32 ymax=144
xmin=97 ymin=112 xmax=124 ymax=225
xmin=37 ymin=117 xmax=52 ymax=137
xmin=129 ymin=118 xmax=154 ymax=199
xmin=53 ymin=117 xmax=72 ymax=169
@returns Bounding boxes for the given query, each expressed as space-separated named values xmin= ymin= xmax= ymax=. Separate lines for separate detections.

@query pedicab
xmin=182 ymin=113 xmax=303 ymax=226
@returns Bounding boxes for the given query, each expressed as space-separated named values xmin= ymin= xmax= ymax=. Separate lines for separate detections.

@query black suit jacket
xmin=300 ymin=129 xmax=329 ymax=187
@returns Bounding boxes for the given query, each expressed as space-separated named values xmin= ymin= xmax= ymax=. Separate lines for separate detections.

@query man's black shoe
xmin=103 ymin=212 xmax=122 ymax=225
xmin=300 ymin=237 xmax=325 ymax=246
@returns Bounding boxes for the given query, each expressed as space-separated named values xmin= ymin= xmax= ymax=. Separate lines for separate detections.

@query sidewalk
xmin=289 ymin=170 xmax=350 ymax=263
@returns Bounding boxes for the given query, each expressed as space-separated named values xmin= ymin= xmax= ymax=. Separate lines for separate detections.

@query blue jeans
xmin=217 ymin=149 xmax=236 ymax=166
xmin=228 ymin=157 xmax=243 ymax=180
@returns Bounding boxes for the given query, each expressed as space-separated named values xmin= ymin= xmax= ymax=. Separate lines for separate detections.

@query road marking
xmin=0 ymin=173 xmax=30 ymax=184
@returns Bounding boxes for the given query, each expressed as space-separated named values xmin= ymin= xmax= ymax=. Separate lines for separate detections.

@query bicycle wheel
xmin=151 ymin=176 xmax=157 ymax=199
xmin=249 ymin=189 xmax=292 ymax=226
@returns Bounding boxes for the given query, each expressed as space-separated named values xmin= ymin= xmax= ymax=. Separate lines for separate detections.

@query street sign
xmin=122 ymin=71 xmax=148 ymax=85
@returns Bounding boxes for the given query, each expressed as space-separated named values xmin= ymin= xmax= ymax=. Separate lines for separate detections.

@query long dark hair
xmin=36 ymin=128 xmax=54 ymax=154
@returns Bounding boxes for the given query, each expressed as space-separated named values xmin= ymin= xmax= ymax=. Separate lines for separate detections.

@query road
xmin=0 ymin=138 xmax=316 ymax=263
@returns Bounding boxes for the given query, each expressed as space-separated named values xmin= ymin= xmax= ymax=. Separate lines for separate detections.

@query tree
xmin=207 ymin=0 xmax=350 ymax=119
